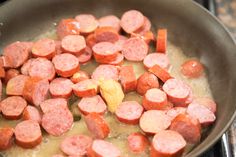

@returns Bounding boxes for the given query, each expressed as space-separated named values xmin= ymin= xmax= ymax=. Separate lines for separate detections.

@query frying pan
xmin=0 ymin=0 xmax=236 ymax=156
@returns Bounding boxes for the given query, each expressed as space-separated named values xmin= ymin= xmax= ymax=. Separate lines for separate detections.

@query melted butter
xmin=0 ymin=31 xmax=212 ymax=157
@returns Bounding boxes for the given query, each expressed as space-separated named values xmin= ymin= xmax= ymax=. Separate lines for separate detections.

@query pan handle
xmin=221 ymin=132 xmax=233 ymax=157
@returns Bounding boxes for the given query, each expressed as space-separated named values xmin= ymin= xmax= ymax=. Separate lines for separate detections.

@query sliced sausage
xmin=0 ymin=56 xmax=13 ymax=68
xmin=1 ymin=96 xmax=27 ymax=120
xmin=84 ymin=113 xmax=110 ymax=139
xmin=136 ymin=72 xmax=159 ymax=95
xmin=92 ymin=42 xmax=119 ymax=63
xmin=166 ymin=107 xmax=187 ymax=121
xmin=42 ymin=107 xmax=73 ymax=136
xmin=22 ymin=106 xmax=42 ymax=124
xmin=115 ymin=101 xmax=143 ymax=125
xmin=139 ymin=110 xmax=171 ymax=134
xmin=6 ymin=75 xmax=29 ymax=96
xmin=15 ymin=120 xmax=42 ymax=148
xmin=121 ymin=10 xmax=145 ymax=33
xmin=32 ymin=38 xmax=56 ymax=59
xmin=75 ymin=14 xmax=98 ymax=34
xmin=127 ymin=132 xmax=149 ymax=153
xmin=0 ymin=66 xmax=5 ymax=78
xmin=86 ymin=33 xmax=97 ymax=48
xmin=114 ymin=35 xmax=128 ymax=51
xmin=122 ymin=37 xmax=148 ymax=61
xmin=181 ymin=59 xmax=204 ymax=78
xmin=163 ymin=79 xmax=190 ymax=104
xmin=40 ymin=98 xmax=68 ymax=114
xmin=131 ymin=31 xmax=155 ymax=44
xmin=91 ymin=64 xmax=119 ymax=81
xmin=61 ymin=35 xmax=86 ymax=55
xmin=134 ymin=16 xmax=151 ymax=35
xmin=192 ymin=97 xmax=217 ymax=113
xmin=87 ymin=139 xmax=121 ymax=157
xmin=78 ymin=95 xmax=107 ymax=115
xmin=107 ymin=53 xmax=124 ymax=65
xmin=156 ymin=29 xmax=167 ymax=53
xmin=142 ymin=88 xmax=168 ymax=110
xmin=148 ymin=64 xmax=172 ymax=82
xmin=72 ymin=79 xmax=98 ymax=97
xmin=23 ymin=77 xmax=49 ymax=106
xmin=143 ymin=53 xmax=170 ymax=70
xmin=174 ymin=85 xmax=193 ymax=107
xmin=49 ymin=78 xmax=74 ymax=99
xmin=151 ymin=130 xmax=186 ymax=157
xmin=29 ymin=58 xmax=55 ymax=81
xmin=21 ymin=58 xmax=35 ymax=76
xmin=119 ymin=65 xmax=137 ymax=92
xmin=170 ymin=114 xmax=201 ymax=144
xmin=0 ymin=127 xmax=14 ymax=150
xmin=187 ymin=102 xmax=216 ymax=125
xmin=56 ymin=19 xmax=80 ymax=39
xmin=99 ymin=15 xmax=121 ymax=32
xmin=4 ymin=69 xmax=20 ymax=84
xmin=95 ymin=27 xmax=119 ymax=43
xmin=70 ymin=70 xmax=90 ymax=83
xmin=55 ymin=40 xmax=63 ymax=55
xmin=77 ymin=46 xmax=93 ymax=64
xmin=52 ymin=53 xmax=80 ymax=77
xmin=3 ymin=41 xmax=31 ymax=68
xmin=60 ymin=135 xmax=92 ymax=156
xmin=0 ymin=80 xmax=2 ymax=101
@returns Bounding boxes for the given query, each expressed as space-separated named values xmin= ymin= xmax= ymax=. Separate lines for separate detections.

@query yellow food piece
xmin=100 ymin=79 xmax=124 ymax=113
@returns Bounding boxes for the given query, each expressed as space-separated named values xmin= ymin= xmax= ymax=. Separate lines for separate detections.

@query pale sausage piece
xmin=32 ymin=38 xmax=56 ymax=59
xmin=0 ymin=127 xmax=14 ymax=150
xmin=60 ymin=135 xmax=92 ymax=156
xmin=49 ymin=78 xmax=74 ymax=99
xmin=121 ymin=10 xmax=145 ymax=33
xmin=127 ymin=132 xmax=149 ymax=153
xmin=1 ymin=96 xmax=27 ymax=120
xmin=87 ymin=139 xmax=121 ymax=157
xmin=28 ymin=58 xmax=55 ymax=81
xmin=181 ymin=59 xmax=204 ymax=78
xmin=151 ymin=130 xmax=186 ymax=157
xmin=21 ymin=58 xmax=35 ymax=76
xmin=139 ymin=110 xmax=171 ymax=134
xmin=91 ymin=64 xmax=119 ymax=81
xmin=115 ymin=101 xmax=143 ymax=125
xmin=135 ymin=16 xmax=151 ymax=35
xmin=72 ymin=79 xmax=98 ymax=97
xmin=77 ymin=46 xmax=93 ymax=64
xmin=166 ymin=107 xmax=187 ymax=121
xmin=122 ymin=37 xmax=148 ymax=61
xmin=143 ymin=53 xmax=170 ymax=70
xmin=70 ymin=70 xmax=90 ymax=84
xmin=4 ymin=69 xmax=20 ymax=84
xmin=95 ymin=27 xmax=119 ymax=43
xmin=119 ymin=65 xmax=137 ymax=92
xmin=78 ymin=95 xmax=107 ymax=115
xmin=15 ymin=120 xmax=42 ymax=148
xmin=22 ymin=106 xmax=42 ymax=124
xmin=75 ymin=14 xmax=98 ymax=34
xmin=192 ymin=97 xmax=217 ymax=113
xmin=6 ymin=75 xmax=29 ymax=96
xmin=52 ymin=53 xmax=80 ymax=77
xmin=40 ymin=98 xmax=68 ymax=114
xmin=99 ymin=15 xmax=121 ymax=32
xmin=61 ymin=35 xmax=86 ymax=55
xmin=56 ymin=19 xmax=80 ymax=39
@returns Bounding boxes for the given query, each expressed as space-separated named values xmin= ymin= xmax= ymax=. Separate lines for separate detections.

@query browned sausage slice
xmin=107 ymin=53 xmax=124 ymax=65
xmin=40 ymin=98 xmax=68 ymax=114
xmin=56 ymin=19 xmax=80 ymax=39
xmin=29 ymin=58 xmax=55 ymax=81
xmin=78 ymin=95 xmax=107 ymax=115
xmin=61 ymin=35 xmax=86 ymax=55
xmin=115 ymin=101 xmax=143 ymax=125
xmin=143 ymin=53 xmax=170 ymax=70
xmin=77 ymin=46 xmax=93 ymax=64
xmin=151 ymin=130 xmax=186 ymax=157
xmin=0 ymin=127 xmax=14 ymax=150
xmin=91 ymin=64 xmax=119 ymax=81
xmin=86 ymin=33 xmax=97 ymax=48
xmin=136 ymin=72 xmax=159 ymax=95
xmin=23 ymin=106 xmax=42 ymax=124
xmin=72 ymin=79 xmax=98 ymax=97
xmin=84 ymin=113 xmax=110 ymax=139
xmin=70 ymin=70 xmax=90 ymax=84
xmin=21 ymin=58 xmax=35 ymax=76
xmin=52 ymin=53 xmax=80 ymax=77
xmin=49 ymin=78 xmax=74 ymax=99
xmin=121 ymin=10 xmax=145 ymax=33
xmin=4 ymin=69 xmax=20 ymax=84
xmin=122 ymin=37 xmax=148 ymax=61
xmin=1 ymin=96 xmax=27 ymax=120
xmin=6 ymin=75 xmax=29 ymax=96
xmin=60 ymin=135 xmax=93 ymax=156
xmin=75 ymin=14 xmax=98 ymax=34
xmin=187 ymin=102 xmax=216 ymax=125
xmin=98 ymin=15 xmax=121 ymax=32
xmin=166 ymin=107 xmax=187 ymax=121
xmin=3 ymin=41 xmax=30 ymax=68
xmin=32 ymin=38 xmax=56 ymax=59
xmin=87 ymin=139 xmax=121 ymax=157
xmin=127 ymin=132 xmax=149 ymax=153
xmin=42 ymin=108 xmax=73 ymax=136
xmin=119 ymin=65 xmax=137 ymax=92
xmin=163 ymin=78 xmax=190 ymax=104
xmin=148 ymin=64 xmax=172 ymax=82
xmin=139 ymin=110 xmax=171 ymax=134
xmin=142 ymin=88 xmax=168 ymax=110
xmin=15 ymin=120 xmax=42 ymax=148
xmin=95 ymin=27 xmax=119 ymax=43
xmin=170 ymin=114 xmax=201 ymax=144
xmin=23 ymin=77 xmax=49 ymax=106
